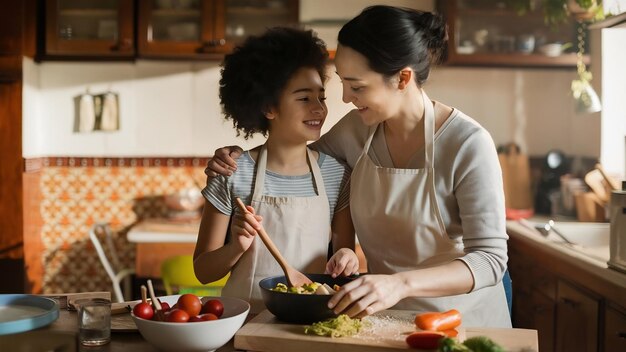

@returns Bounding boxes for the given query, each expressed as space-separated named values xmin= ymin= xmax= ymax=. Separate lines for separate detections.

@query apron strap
xmin=422 ymin=89 xmax=435 ymax=169
xmin=252 ymin=145 xmax=269 ymax=202
xmin=252 ymin=145 xmax=326 ymax=200
xmin=306 ymin=148 xmax=326 ymax=197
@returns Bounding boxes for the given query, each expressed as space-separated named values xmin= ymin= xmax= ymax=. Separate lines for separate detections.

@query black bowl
xmin=259 ymin=273 xmax=356 ymax=324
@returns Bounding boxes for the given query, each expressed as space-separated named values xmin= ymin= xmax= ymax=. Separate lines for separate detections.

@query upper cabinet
xmin=41 ymin=0 xmax=299 ymax=60
xmin=45 ymin=0 xmax=135 ymax=58
xmin=438 ymin=0 xmax=591 ymax=68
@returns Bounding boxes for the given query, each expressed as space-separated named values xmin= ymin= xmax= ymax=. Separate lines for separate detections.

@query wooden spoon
xmin=146 ymin=279 xmax=166 ymax=321
xmin=235 ymin=197 xmax=312 ymax=288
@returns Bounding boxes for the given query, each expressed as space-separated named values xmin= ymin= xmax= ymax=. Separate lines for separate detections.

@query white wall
xmin=21 ymin=0 xmax=602 ymax=160
xmin=22 ymin=57 xmax=598 ymax=159
xmin=600 ymin=25 xmax=626 ymax=178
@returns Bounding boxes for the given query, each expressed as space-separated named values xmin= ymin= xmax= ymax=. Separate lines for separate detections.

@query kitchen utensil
xmin=234 ymin=197 xmax=312 ymax=288
xmin=545 ymin=220 xmax=576 ymax=246
xmin=131 ymin=294 xmax=249 ymax=352
xmin=259 ymin=273 xmax=356 ymax=324
xmin=609 ymin=181 xmax=626 ymax=273
xmin=585 ymin=168 xmax=611 ymax=203
xmin=595 ymin=163 xmax=620 ymax=191
xmin=146 ymin=280 xmax=165 ymax=321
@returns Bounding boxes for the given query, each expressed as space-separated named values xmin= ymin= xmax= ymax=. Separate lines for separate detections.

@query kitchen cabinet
xmin=507 ymin=221 xmax=626 ymax=352
xmin=44 ymin=0 xmax=135 ymax=58
xmin=555 ymin=281 xmax=599 ymax=352
xmin=604 ymin=303 xmax=626 ymax=351
xmin=41 ymin=0 xmax=299 ymax=60
xmin=138 ymin=0 xmax=298 ymax=59
xmin=438 ymin=0 xmax=590 ymax=68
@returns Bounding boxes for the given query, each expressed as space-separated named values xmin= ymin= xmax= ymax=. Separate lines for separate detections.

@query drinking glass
xmin=76 ymin=298 xmax=111 ymax=346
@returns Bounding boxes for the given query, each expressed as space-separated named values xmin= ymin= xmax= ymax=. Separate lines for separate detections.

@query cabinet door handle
xmin=560 ymin=298 xmax=580 ymax=308
xmin=198 ymin=39 xmax=227 ymax=53
xmin=111 ymin=38 xmax=132 ymax=51
xmin=618 ymin=332 xmax=626 ymax=339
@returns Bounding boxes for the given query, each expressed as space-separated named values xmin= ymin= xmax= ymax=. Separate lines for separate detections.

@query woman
xmin=206 ymin=6 xmax=511 ymax=327
xmin=193 ymin=27 xmax=358 ymax=314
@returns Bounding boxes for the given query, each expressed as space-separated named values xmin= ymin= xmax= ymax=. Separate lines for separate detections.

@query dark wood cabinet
xmin=604 ymin=303 xmax=626 ymax=352
xmin=509 ymin=246 xmax=557 ymax=351
xmin=438 ymin=0 xmax=590 ymax=68
xmin=555 ymin=281 xmax=600 ymax=352
xmin=41 ymin=0 xmax=299 ymax=60
xmin=508 ymin=222 xmax=626 ymax=352
xmin=44 ymin=0 xmax=135 ymax=58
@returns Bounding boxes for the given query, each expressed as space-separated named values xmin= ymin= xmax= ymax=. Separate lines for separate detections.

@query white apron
xmin=222 ymin=145 xmax=331 ymax=313
xmin=350 ymin=91 xmax=511 ymax=328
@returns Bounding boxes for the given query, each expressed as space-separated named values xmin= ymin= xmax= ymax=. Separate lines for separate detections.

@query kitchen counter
xmin=506 ymin=220 xmax=626 ymax=307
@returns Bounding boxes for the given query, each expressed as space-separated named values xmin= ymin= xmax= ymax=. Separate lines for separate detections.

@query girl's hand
xmin=205 ymin=146 xmax=244 ymax=179
xmin=231 ymin=205 xmax=263 ymax=253
xmin=325 ymin=248 xmax=360 ymax=278
xmin=328 ymin=274 xmax=406 ymax=318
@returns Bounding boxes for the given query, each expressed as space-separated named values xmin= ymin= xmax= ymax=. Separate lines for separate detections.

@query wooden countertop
xmin=128 ymin=219 xmax=200 ymax=243
xmin=506 ymin=220 xmax=626 ymax=307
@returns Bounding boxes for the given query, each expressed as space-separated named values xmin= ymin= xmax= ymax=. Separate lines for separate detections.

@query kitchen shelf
xmin=227 ymin=7 xmax=290 ymax=16
xmin=58 ymin=9 xmax=117 ymax=17
xmin=151 ymin=9 xmax=201 ymax=17
xmin=439 ymin=0 xmax=589 ymax=68
xmin=449 ymin=52 xmax=590 ymax=68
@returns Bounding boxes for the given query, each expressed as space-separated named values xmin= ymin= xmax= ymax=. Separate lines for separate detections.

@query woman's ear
xmin=397 ymin=69 xmax=413 ymax=90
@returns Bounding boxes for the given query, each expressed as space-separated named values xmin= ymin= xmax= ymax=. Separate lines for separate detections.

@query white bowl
xmin=538 ymin=43 xmax=564 ymax=57
xmin=164 ymin=188 xmax=204 ymax=211
xmin=131 ymin=295 xmax=250 ymax=352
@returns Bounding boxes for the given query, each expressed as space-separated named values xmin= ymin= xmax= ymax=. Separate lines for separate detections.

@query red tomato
xmin=188 ymin=315 xmax=203 ymax=322
xmin=165 ymin=308 xmax=190 ymax=323
xmin=201 ymin=299 xmax=224 ymax=318
xmin=159 ymin=301 xmax=171 ymax=312
xmin=199 ymin=313 xmax=219 ymax=321
xmin=406 ymin=331 xmax=446 ymax=349
xmin=177 ymin=294 xmax=202 ymax=316
xmin=132 ymin=302 xmax=154 ymax=320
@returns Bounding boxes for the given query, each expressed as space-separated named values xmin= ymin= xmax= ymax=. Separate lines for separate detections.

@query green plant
xmin=506 ymin=0 xmax=604 ymax=25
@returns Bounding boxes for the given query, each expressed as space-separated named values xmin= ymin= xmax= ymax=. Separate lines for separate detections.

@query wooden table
xmin=1 ymin=308 xmax=238 ymax=352
xmin=127 ymin=219 xmax=200 ymax=278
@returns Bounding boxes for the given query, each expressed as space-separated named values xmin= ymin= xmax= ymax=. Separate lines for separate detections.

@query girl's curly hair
xmin=219 ymin=27 xmax=328 ymax=139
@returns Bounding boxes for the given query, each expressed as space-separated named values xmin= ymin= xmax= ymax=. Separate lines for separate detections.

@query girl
xmin=193 ymin=27 xmax=358 ymax=313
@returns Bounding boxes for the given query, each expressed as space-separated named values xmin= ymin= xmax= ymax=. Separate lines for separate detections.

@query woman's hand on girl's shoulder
xmin=205 ymin=145 xmax=244 ymax=180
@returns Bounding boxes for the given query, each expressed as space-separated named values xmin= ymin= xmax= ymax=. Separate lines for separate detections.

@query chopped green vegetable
xmin=304 ymin=314 xmax=363 ymax=338
xmin=438 ymin=336 xmax=505 ymax=352
xmin=439 ymin=337 xmax=472 ymax=352
xmin=461 ymin=337 xmax=505 ymax=352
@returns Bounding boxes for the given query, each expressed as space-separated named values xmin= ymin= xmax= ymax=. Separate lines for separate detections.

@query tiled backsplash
xmin=26 ymin=157 xmax=208 ymax=294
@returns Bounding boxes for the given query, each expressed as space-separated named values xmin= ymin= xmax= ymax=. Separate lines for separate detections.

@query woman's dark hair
xmin=219 ymin=27 xmax=328 ymax=139
xmin=338 ymin=5 xmax=447 ymax=86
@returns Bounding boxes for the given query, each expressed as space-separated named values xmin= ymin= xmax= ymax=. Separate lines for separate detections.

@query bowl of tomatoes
xmin=131 ymin=294 xmax=250 ymax=352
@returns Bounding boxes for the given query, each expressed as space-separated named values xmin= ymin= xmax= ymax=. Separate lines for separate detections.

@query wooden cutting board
xmin=234 ymin=309 xmax=465 ymax=352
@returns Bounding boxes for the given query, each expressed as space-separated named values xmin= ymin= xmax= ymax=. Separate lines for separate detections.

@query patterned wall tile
xmin=39 ymin=163 xmax=208 ymax=294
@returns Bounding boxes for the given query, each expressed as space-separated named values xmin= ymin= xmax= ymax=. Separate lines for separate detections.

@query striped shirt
xmin=202 ymin=149 xmax=351 ymax=221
